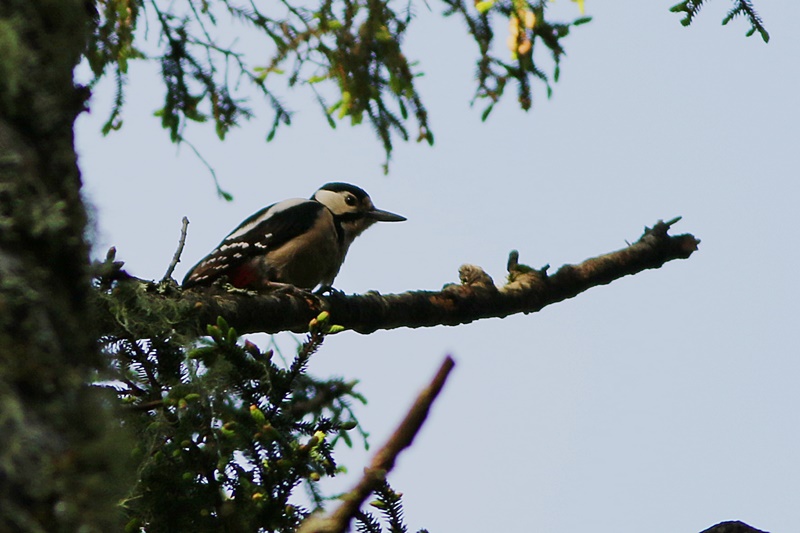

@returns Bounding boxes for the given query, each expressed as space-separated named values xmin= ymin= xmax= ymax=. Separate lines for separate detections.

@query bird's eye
xmin=345 ymin=195 xmax=357 ymax=206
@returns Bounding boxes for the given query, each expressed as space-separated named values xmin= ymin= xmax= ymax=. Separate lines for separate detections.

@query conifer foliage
xmin=105 ymin=311 xmax=367 ymax=531
xmin=85 ymin=0 xmax=766 ymax=176
xmin=86 ymin=0 xmax=594 ymax=173
xmin=670 ymin=0 xmax=769 ymax=42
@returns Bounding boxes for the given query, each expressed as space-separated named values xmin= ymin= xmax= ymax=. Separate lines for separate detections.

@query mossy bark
xmin=0 ymin=2 xmax=128 ymax=530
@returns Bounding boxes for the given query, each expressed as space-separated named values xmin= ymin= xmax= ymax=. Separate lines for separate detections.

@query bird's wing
xmin=182 ymin=199 xmax=327 ymax=287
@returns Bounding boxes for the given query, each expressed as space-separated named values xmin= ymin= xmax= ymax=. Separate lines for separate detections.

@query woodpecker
xmin=182 ymin=183 xmax=406 ymax=291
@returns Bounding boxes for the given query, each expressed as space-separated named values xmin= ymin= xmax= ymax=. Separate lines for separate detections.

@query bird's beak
xmin=368 ymin=208 xmax=406 ymax=222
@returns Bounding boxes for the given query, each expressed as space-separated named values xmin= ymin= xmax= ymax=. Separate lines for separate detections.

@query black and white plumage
xmin=182 ymin=183 xmax=406 ymax=290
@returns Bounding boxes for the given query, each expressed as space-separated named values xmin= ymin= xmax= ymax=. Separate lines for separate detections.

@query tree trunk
xmin=0 ymin=2 xmax=127 ymax=530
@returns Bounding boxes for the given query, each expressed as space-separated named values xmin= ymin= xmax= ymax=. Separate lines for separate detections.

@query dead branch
xmin=161 ymin=216 xmax=189 ymax=283
xmin=296 ymin=355 xmax=455 ymax=533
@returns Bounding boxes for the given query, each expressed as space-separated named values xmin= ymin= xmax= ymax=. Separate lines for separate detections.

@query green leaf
xmin=475 ymin=0 xmax=495 ymax=14
xmin=669 ymin=2 xmax=688 ymax=13
xmin=327 ymin=101 xmax=342 ymax=115
xmin=101 ymin=119 xmax=123 ymax=135
xmin=480 ymin=104 xmax=494 ymax=122
xmin=187 ymin=346 xmax=215 ymax=359
xmin=374 ymin=26 xmax=392 ymax=42
xmin=124 ymin=518 xmax=142 ymax=533
xmin=325 ymin=113 xmax=336 ymax=129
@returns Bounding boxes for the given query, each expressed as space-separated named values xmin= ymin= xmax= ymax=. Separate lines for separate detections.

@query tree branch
xmin=161 ymin=216 xmax=189 ymax=283
xmin=97 ymin=218 xmax=699 ymax=337
xmin=297 ymin=355 xmax=455 ymax=533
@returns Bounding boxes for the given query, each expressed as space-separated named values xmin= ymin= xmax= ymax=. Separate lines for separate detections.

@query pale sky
xmin=76 ymin=2 xmax=800 ymax=532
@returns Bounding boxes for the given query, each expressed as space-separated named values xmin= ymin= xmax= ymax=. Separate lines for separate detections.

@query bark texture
xmin=99 ymin=218 xmax=699 ymax=337
xmin=0 ymin=2 xmax=127 ymax=530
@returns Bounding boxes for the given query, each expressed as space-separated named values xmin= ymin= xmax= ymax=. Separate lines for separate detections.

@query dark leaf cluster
xmin=99 ymin=313 xmax=366 ymax=532
xmin=670 ymin=0 xmax=769 ymax=42
xmin=355 ymin=479 xmax=428 ymax=533
xmin=85 ymin=0 xmax=145 ymax=135
xmin=85 ymin=0 xmax=433 ymax=173
xmin=84 ymin=0 xmax=768 ymax=176
xmin=83 ymin=0 xmax=597 ymax=175
xmin=440 ymin=0 xmax=591 ymax=120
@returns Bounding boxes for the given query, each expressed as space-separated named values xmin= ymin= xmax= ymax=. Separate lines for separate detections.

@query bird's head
xmin=312 ymin=182 xmax=406 ymax=240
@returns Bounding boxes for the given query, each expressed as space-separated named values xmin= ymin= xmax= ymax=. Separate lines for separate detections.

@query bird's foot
xmin=264 ymin=281 xmax=317 ymax=299
xmin=314 ymin=285 xmax=345 ymax=297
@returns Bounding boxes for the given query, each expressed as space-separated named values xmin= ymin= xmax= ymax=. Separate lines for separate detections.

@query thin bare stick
xmin=162 ymin=216 xmax=190 ymax=283
xmin=178 ymin=134 xmax=232 ymax=200
xmin=297 ymin=355 xmax=456 ymax=533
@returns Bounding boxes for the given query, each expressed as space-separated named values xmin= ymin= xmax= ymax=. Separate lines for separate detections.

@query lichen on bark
xmin=0 ymin=2 xmax=129 ymax=531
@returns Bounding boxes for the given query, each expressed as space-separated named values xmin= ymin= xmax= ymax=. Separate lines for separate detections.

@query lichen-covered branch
xmin=297 ymin=355 xmax=455 ymax=533
xmin=97 ymin=218 xmax=699 ymax=337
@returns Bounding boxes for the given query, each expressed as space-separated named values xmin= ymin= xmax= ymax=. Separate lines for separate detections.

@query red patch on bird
xmin=229 ymin=264 xmax=259 ymax=288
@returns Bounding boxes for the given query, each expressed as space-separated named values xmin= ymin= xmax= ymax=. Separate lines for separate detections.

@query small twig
xmin=289 ymin=380 xmax=355 ymax=417
xmin=121 ymin=378 xmax=148 ymax=397
xmin=127 ymin=340 xmax=161 ymax=393
xmin=177 ymin=134 xmax=232 ymax=200
xmin=297 ymin=355 xmax=456 ymax=533
xmin=124 ymin=399 xmax=165 ymax=412
xmin=162 ymin=216 xmax=190 ymax=283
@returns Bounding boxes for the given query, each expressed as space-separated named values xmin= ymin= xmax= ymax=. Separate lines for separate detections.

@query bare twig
xmin=124 ymin=399 xmax=165 ymax=412
xmin=297 ymin=356 xmax=456 ymax=533
xmin=162 ymin=216 xmax=189 ymax=283
xmin=177 ymin=135 xmax=232 ymax=200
